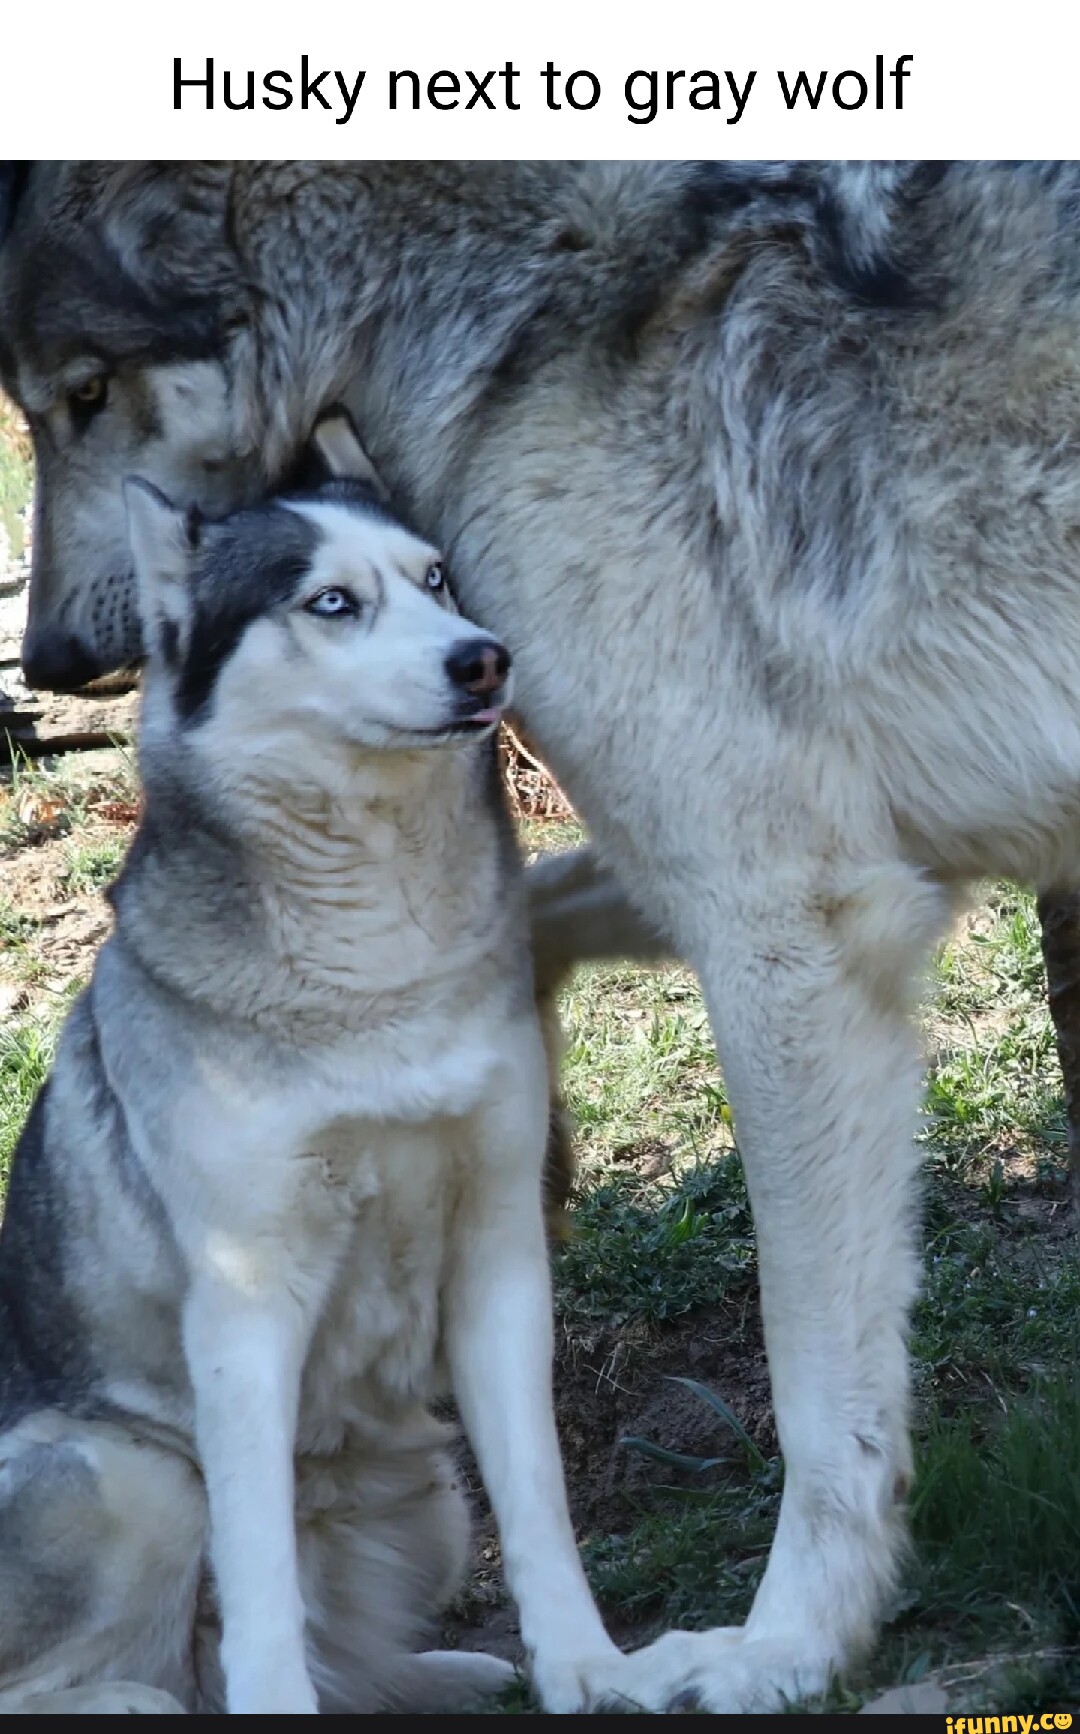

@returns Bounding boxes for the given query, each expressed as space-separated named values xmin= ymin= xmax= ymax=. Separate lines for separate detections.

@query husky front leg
xmin=184 ymin=1274 xmax=317 ymax=1715
xmin=446 ymin=1033 xmax=640 ymax=1712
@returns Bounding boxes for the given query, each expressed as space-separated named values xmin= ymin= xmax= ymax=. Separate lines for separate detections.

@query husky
xmin=3 ymin=160 xmax=1080 ymax=1711
xmin=0 ymin=415 xmax=677 ymax=1716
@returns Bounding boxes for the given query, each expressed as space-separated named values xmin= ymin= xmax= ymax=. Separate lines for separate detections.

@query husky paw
xmin=532 ymin=1643 xmax=673 ymax=1714
xmin=227 ymin=1664 xmax=319 ymax=1715
xmin=19 ymin=1683 xmax=188 ymax=1714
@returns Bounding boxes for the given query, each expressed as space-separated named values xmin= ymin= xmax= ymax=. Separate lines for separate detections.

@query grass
xmin=555 ymin=1156 xmax=753 ymax=1326
xmin=0 ymin=1012 xmax=59 ymax=1190
xmin=0 ymin=898 xmax=49 ymax=989
xmin=0 ymin=791 xmax=1076 ymax=1712
xmin=62 ymin=834 xmax=126 ymax=894
xmin=927 ymin=885 xmax=1067 ymax=1175
xmin=0 ymin=752 xmax=137 ymax=1182
xmin=0 ymin=392 xmax=32 ymax=563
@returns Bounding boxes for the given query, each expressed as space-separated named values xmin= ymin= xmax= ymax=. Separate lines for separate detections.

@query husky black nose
xmin=21 ymin=630 xmax=102 ymax=693
xmin=445 ymin=639 xmax=511 ymax=696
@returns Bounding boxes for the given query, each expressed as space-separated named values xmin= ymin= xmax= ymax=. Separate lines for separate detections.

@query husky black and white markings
xmin=4 ymin=161 xmax=1080 ymax=1711
xmin=0 ymin=418 xmax=684 ymax=1715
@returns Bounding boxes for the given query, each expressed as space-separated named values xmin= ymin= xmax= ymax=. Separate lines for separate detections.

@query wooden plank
xmin=0 ymin=688 xmax=139 ymax=758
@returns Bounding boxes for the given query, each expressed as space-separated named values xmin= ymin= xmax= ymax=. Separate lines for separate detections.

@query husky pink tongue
xmin=471 ymin=706 xmax=502 ymax=724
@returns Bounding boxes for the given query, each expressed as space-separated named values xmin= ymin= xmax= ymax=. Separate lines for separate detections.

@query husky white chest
xmin=293 ymin=1112 xmax=469 ymax=1448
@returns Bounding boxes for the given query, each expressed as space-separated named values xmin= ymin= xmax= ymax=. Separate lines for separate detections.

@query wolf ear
xmin=124 ymin=478 xmax=200 ymax=657
xmin=310 ymin=408 xmax=390 ymax=500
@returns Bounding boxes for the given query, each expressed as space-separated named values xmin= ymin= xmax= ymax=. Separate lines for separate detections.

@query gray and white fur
xmin=0 ymin=418 xmax=665 ymax=1714
xmin=4 ymin=160 xmax=1080 ymax=1709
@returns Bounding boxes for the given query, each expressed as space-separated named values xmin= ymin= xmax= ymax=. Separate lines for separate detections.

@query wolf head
xmin=0 ymin=163 xmax=272 ymax=688
xmin=1 ymin=157 xmax=963 ymax=693
xmin=125 ymin=414 xmax=511 ymax=798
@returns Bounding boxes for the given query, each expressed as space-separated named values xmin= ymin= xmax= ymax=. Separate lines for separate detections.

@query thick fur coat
xmin=3 ymin=160 xmax=1080 ymax=1709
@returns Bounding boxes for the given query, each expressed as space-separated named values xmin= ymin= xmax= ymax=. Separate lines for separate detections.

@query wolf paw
xmin=599 ymin=1626 xmax=835 ymax=1713
xmin=533 ymin=1627 xmax=837 ymax=1714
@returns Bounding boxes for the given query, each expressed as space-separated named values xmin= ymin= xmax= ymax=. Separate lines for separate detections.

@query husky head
xmin=125 ymin=415 xmax=511 ymax=793
xmin=0 ymin=162 xmax=266 ymax=689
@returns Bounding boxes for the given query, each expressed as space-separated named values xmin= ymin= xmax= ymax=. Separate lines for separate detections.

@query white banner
xmin=2 ymin=0 xmax=1078 ymax=157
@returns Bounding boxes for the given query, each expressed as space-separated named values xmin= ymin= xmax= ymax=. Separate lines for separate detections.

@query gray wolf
xmin=0 ymin=415 xmax=672 ymax=1715
xmin=2 ymin=159 xmax=1079 ymax=1710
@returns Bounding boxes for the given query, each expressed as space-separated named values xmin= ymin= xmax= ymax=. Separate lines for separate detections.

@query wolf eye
xmin=425 ymin=562 xmax=446 ymax=593
xmin=68 ymin=375 xmax=109 ymax=424
xmin=305 ymin=586 xmax=359 ymax=619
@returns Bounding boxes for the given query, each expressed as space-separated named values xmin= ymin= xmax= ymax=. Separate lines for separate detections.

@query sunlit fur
xmin=5 ymin=161 xmax=1080 ymax=1707
xmin=0 ymin=469 xmax=667 ymax=1713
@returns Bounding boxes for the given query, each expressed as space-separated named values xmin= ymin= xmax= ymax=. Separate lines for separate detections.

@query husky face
xmin=126 ymin=472 xmax=512 ymax=787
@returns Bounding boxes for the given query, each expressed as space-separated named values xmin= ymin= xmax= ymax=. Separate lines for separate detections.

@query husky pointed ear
xmin=310 ymin=408 xmax=390 ymax=500
xmin=124 ymin=478 xmax=200 ymax=656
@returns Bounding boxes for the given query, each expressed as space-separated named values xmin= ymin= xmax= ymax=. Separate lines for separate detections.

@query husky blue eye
xmin=305 ymin=587 xmax=358 ymax=618
xmin=426 ymin=563 xmax=446 ymax=593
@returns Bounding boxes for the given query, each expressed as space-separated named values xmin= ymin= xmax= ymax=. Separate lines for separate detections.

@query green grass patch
xmin=584 ymin=1478 xmax=775 ymax=1632
xmin=556 ymin=1155 xmax=753 ymax=1327
xmin=908 ymin=1378 xmax=1080 ymax=1646
xmin=62 ymin=834 xmax=126 ymax=895
xmin=0 ymin=1010 xmax=62 ymax=1189
xmin=0 ymin=395 xmax=32 ymax=562
xmin=0 ymin=898 xmax=48 ymax=988
xmin=560 ymin=963 xmax=727 ymax=1166
xmin=927 ymin=886 xmax=1067 ymax=1179
xmin=915 ymin=1213 xmax=1080 ymax=1400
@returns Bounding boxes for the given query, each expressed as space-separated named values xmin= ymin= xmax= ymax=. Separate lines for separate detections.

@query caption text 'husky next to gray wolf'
xmin=3 ymin=161 xmax=1080 ymax=1712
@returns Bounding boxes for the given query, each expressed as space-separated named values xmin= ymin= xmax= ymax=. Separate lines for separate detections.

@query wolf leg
xmin=0 ymin=1414 xmax=205 ymax=1712
xmin=526 ymin=846 xmax=672 ymax=996
xmin=529 ymin=846 xmax=673 ymax=1228
xmin=598 ymin=856 xmax=948 ymax=1711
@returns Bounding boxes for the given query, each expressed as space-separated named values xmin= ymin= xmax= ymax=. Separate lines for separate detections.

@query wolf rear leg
xmin=528 ymin=846 xmax=672 ymax=1232
xmin=605 ymin=856 xmax=950 ymax=1712
xmin=0 ymin=1413 xmax=206 ymax=1713
xmin=526 ymin=844 xmax=672 ymax=998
